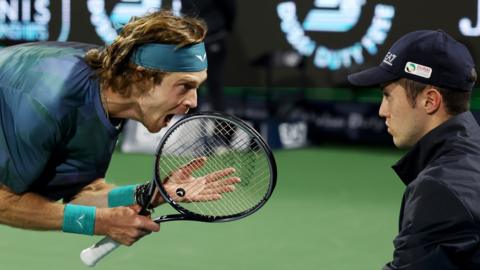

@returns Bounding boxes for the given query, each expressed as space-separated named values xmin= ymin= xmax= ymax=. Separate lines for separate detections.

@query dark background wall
xmin=1 ymin=0 xmax=479 ymax=88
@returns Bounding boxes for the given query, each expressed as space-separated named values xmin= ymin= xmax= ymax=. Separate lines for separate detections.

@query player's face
xmin=379 ymin=82 xmax=427 ymax=149
xmin=137 ymin=70 xmax=207 ymax=133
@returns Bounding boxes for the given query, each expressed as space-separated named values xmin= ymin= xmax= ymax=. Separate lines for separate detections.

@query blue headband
xmin=130 ymin=43 xmax=208 ymax=72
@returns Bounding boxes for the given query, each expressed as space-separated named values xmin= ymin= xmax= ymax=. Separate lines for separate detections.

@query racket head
xmin=153 ymin=112 xmax=277 ymax=222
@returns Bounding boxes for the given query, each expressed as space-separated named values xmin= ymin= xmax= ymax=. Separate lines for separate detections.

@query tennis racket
xmin=80 ymin=112 xmax=277 ymax=267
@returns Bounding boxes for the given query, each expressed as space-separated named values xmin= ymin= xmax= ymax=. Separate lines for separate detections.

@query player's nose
xmin=184 ymin=89 xmax=198 ymax=109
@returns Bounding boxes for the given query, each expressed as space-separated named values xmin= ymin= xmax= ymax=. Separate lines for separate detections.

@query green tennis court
xmin=0 ymin=145 xmax=405 ymax=270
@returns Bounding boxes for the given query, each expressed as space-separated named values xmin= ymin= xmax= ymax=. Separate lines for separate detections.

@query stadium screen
xmin=0 ymin=0 xmax=479 ymax=88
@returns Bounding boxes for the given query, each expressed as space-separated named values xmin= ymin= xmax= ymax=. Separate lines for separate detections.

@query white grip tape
xmin=80 ymin=237 xmax=120 ymax=267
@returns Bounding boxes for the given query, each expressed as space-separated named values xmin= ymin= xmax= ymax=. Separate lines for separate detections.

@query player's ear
xmin=423 ymin=87 xmax=442 ymax=114
xmin=133 ymin=66 xmax=154 ymax=83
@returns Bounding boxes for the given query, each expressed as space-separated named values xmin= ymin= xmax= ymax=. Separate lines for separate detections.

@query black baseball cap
xmin=348 ymin=30 xmax=476 ymax=91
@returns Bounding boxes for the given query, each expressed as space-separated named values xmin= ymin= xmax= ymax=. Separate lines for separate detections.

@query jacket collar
xmin=392 ymin=111 xmax=478 ymax=185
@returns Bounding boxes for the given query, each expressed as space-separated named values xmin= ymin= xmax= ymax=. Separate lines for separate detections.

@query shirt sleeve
xmin=0 ymin=91 xmax=59 ymax=194
xmin=383 ymin=178 xmax=480 ymax=270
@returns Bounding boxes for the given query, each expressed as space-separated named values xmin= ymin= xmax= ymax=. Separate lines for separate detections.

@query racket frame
xmin=80 ymin=112 xmax=277 ymax=267
xmin=149 ymin=112 xmax=277 ymax=223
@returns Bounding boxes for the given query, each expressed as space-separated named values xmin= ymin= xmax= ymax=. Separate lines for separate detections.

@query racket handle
xmin=80 ymin=237 xmax=120 ymax=267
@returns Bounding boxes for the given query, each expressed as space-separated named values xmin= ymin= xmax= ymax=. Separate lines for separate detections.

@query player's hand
xmin=94 ymin=205 xmax=160 ymax=246
xmin=161 ymin=157 xmax=241 ymax=203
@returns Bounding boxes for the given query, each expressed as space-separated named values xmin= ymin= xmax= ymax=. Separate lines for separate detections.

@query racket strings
xmin=158 ymin=118 xmax=271 ymax=217
xmin=183 ymin=121 xmax=270 ymax=211
xmin=164 ymin=120 xmax=228 ymax=158
xmin=200 ymin=158 xmax=270 ymax=215
xmin=173 ymin=148 xmax=264 ymax=214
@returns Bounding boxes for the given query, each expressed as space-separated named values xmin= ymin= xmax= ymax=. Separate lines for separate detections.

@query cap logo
xmin=404 ymin=62 xmax=432 ymax=79
xmin=383 ymin=52 xmax=397 ymax=66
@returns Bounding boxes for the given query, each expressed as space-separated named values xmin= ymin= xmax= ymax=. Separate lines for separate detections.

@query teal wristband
xmin=62 ymin=204 xmax=96 ymax=235
xmin=108 ymin=185 xmax=137 ymax=207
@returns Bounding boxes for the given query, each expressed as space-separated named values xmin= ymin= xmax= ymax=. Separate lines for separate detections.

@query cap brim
xmin=347 ymin=66 xmax=400 ymax=87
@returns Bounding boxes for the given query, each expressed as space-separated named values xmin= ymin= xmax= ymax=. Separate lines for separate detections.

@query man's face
xmin=379 ymin=82 xmax=427 ymax=149
xmin=136 ymin=70 xmax=207 ymax=133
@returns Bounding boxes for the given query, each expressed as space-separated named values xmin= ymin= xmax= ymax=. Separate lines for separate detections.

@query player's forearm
xmin=0 ymin=181 xmax=161 ymax=246
xmin=0 ymin=185 xmax=63 ymax=230
xmin=68 ymin=178 xmax=115 ymax=207
xmin=69 ymin=179 xmax=163 ymax=208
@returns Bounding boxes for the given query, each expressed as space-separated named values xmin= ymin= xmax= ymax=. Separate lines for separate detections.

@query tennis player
xmin=0 ymin=10 xmax=237 ymax=246
xmin=348 ymin=30 xmax=480 ymax=269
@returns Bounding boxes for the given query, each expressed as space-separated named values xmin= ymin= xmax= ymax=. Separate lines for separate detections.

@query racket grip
xmin=80 ymin=237 xmax=120 ymax=267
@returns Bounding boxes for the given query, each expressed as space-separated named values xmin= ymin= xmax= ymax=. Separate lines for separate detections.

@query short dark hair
xmin=397 ymin=78 xmax=472 ymax=115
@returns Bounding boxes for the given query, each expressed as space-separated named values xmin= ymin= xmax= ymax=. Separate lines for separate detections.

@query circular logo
xmin=277 ymin=1 xmax=396 ymax=70
xmin=406 ymin=63 xmax=416 ymax=73
xmin=176 ymin=188 xmax=186 ymax=197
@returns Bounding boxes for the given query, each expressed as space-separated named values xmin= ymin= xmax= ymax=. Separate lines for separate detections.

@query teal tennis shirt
xmin=0 ymin=42 xmax=122 ymax=201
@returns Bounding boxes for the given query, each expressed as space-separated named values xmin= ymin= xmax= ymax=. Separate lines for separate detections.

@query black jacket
xmin=384 ymin=112 xmax=480 ymax=270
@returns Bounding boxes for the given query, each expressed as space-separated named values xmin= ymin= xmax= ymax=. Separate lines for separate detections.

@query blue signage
xmin=277 ymin=1 xmax=395 ymax=71
xmin=0 ymin=0 xmax=71 ymax=41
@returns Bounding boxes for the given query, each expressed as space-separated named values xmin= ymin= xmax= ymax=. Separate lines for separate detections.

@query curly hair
xmin=85 ymin=10 xmax=207 ymax=97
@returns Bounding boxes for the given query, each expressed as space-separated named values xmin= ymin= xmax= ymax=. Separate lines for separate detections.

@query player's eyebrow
xmin=177 ymin=74 xmax=207 ymax=86
xmin=176 ymin=79 xmax=203 ymax=88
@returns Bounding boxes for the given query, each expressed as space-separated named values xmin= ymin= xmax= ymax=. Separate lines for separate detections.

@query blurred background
xmin=1 ymin=0 xmax=479 ymax=269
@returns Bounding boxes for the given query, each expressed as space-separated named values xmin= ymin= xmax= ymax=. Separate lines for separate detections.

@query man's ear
xmin=423 ymin=87 xmax=442 ymax=114
xmin=133 ymin=65 xmax=149 ymax=82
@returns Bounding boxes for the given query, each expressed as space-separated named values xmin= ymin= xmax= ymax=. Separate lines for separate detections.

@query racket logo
xmin=176 ymin=188 xmax=186 ymax=197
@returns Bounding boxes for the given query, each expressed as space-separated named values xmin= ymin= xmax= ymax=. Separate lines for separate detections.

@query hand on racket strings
xmin=150 ymin=157 xmax=241 ymax=206
xmin=80 ymin=112 xmax=276 ymax=267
